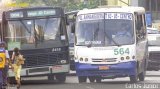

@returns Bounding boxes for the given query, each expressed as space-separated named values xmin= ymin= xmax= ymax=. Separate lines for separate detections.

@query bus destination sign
xmin=10 ymin=12 xmax=23 ymax=18
xmin=27 ymin=9 xmax=56 ymax=17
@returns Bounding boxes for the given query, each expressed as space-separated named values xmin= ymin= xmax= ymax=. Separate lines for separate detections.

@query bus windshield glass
xmin=6 ymin=18 xmax=64 ymax=50
xmin=76 ymin=13 xmax=134 ymax=47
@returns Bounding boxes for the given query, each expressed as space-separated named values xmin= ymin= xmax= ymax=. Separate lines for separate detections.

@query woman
xmin=11 ymin=47 xmax=23 ymax=89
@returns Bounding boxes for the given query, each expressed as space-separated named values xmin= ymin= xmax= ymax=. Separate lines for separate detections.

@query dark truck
xmin=147 ymin=27 xmax=160 ymax=71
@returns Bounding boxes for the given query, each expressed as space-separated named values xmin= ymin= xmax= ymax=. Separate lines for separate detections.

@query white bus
xmin=73 ymin=6 xmax=148 ymax=83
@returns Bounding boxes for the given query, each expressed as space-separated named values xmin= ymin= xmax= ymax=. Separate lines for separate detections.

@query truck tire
xmin=78 ymin=76 xmax=87 ymax=83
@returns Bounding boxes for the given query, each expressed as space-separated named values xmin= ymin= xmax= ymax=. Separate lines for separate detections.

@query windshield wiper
xmin=19 ymin=20 xmax=31 ymax=34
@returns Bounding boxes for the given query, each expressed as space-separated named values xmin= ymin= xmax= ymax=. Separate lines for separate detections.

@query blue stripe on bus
xmin=75 ymin=61 xmax=137 ymax=76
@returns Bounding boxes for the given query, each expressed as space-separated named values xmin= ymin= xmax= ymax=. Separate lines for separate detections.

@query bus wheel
xmin=130 ymin=75 xmax=138 ymax=83
xmin=78 ymin=76 xmax=87 ymax=83
xmin=88 ymin=76 xmax=95 ymax=83
xmin=96 ymin=77 xmax=101 ymax=83
xmin=55 ymin=74 xmax=66 ymax=83
xmin=138 ymin=72 xmax=145 ymax=81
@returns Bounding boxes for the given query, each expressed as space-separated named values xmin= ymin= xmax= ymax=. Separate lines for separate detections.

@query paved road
xmin=7 ymin=71 xmax=160 ymax=89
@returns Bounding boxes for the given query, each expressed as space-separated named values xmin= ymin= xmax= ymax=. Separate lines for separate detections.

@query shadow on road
xmin=21 ymin=80 xmax=65 ymax=85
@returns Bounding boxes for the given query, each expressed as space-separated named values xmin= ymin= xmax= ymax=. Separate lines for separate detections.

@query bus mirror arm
xmin=71 ymin=23 xmax=75 ymax=33
xmin=65 ymin=15 xmax=69 ymax=25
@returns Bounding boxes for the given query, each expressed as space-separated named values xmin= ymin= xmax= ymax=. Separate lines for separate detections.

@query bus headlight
xmin=120 ymin=57 xmax=124 ymax=60
xmin=126 ymin=56 xmax=130 ymax=60
xmin=60 ymin=60 xmax=67 ymax=64
xmin=132 ymin=56 xmax=135 ymax=59
xmin=0 ymin=57 xmax=3 ymax=62
xmin=80 ymin=58 xmax=83 ymax=61
xmin=85 ymin=58 xmax=88 ymax=62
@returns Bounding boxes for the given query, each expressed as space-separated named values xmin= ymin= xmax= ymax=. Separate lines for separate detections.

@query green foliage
xmin=15 ymin=0 xmax=101 ymax=11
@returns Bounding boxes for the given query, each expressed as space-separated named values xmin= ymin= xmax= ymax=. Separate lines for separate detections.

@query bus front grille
xmin=92 ymin=58 xmax=117 ymax=63
xmin=22 ymin=52 xmax=68 ymax=68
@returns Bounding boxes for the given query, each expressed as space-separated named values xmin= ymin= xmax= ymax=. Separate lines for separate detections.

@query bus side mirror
xmin=65 ymin=15 xmax=69 ymax=25
xmin=71 ymin=23 xmax=75 ymax=33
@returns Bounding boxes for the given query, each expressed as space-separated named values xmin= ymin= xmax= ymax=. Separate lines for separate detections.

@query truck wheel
xmin=88 ymin=76 xmax=95 ymax=83
xmin=78 ymin=76 xmax=87 ymax=83
xmin=130 ymin=75 xmax=138 ymax=83
xmin=55 ymin=74 xmax=66 ymax=83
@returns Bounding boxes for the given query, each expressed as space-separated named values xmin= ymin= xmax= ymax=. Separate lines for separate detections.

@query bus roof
xmin=77 ymin=6 xmax=145 ymax=15
xmin=5 ymin=6 xmax=63 ymax=12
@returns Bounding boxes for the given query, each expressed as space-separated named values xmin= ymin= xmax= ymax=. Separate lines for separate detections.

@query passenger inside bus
xmin=115 ymin=23 xmax=131 ymax=37
xmin=113 ymin=23 xmax=132 ymax=44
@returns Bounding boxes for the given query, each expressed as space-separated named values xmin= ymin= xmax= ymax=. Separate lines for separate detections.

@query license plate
xmin=99 ymin=66 xmax=109 ymax=70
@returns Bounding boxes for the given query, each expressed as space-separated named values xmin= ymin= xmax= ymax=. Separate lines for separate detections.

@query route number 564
xmin=114 ymin=48 xmax=130 ymax=55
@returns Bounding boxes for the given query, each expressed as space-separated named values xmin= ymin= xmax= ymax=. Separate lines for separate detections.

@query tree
xmin=14 ymin=0 xmax=100 ymax=12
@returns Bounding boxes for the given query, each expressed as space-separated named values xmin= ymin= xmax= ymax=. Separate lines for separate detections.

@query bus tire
xmin=78 ymin=76 xmax=87 ymax=83
xmin=88 ymin=76 xmax=95 ymax=83
xmin=96 ymin=77 xmax=101 ymax=83
xmin=55 ymin=73 xmax=66 ymax=83
xmin=130 ymin=75 xmax=138 ymax=83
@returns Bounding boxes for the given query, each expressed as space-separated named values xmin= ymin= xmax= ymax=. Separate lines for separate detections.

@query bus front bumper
xmin=75 ymin=61 xmax=137 ymax=77
xmin=8 ymin=64 xmax=70 ymax=77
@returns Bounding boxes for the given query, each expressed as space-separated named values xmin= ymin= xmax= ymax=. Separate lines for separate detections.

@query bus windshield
xmin=76 ymin=13 xmax=134 ymax=47
xmin=6 ymin=18 xmax=64 ymax=50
